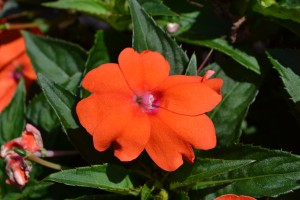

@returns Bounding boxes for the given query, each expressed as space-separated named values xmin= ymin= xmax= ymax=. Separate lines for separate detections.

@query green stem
xmin=26 ymin=153 xmax=68 ymax=170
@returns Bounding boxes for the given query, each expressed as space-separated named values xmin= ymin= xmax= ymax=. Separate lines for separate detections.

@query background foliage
xmin=1 ymin=0 xmax=300 ymax=199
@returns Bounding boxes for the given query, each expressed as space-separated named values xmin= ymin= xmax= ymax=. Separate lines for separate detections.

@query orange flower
xmin=0 ymin=30 xmax=36 ymax=112
xmin=215 ymin=194 xmax=256 ymax=200
xmin=76 ymin=48 xmax=223 ymax=171
xmin=1 ymin=123 xmax=43 ymax=187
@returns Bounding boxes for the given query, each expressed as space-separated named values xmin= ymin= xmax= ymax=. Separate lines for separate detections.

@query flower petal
xmin=21 ymin=124 xmax=43 ymax=152
xmin=0 ymin=36 xmax=25 ymax=69
xmin=145 ymin=116 xmax=195 ymax=171
xmin=114 ymin=112 xmax=150 ymax=161
xmin=156 ymin=109 xmax=216 ymax=150
xmin=118 ymin=48 xmax=170 ymax=94
xmin=82 ymin=63 xmax=132 ymax=94
xmin=215 ymin=194 xmax=256 ymax=200
xmin=158 ymin=78 xmax=222 ymax=115
xmin=76 ymin=93 xmax=134 ymax=136
xmin=0 ymin=78 xmax=17 ymax=112
xmin=203 ymin=78 xmax=223 ymax=95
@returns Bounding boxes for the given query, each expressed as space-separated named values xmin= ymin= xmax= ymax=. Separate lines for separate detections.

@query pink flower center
xmin=12 ymin=65 xmax=23 ymax=81
xmin=136 ymin=92 xmax=159 ymax=113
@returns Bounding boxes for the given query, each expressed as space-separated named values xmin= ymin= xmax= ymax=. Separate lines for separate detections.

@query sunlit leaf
xmin=43 ymin=0 xmax=131 ymax=31
xmin=253 ymin=0 xmax=300 ymax=23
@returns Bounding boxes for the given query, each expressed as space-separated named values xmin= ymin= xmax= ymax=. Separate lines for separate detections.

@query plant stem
xmin=197 ymin=48 xmax=214 ymax=74
xmin=26 ymin=153 xmax=68 ymax=170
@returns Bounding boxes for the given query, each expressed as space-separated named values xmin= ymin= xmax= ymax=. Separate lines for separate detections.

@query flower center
xmin=136 ymin=93 xmax=158 ymax=113
xmin=12 ymin=65 xmax=23 ymax=81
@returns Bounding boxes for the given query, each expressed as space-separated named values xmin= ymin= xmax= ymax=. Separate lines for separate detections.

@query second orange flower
xmin=76 ymin=48 xmax=223 ymax=171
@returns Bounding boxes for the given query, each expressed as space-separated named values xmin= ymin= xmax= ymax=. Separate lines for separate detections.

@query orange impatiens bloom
xmin=1 ymin=124 xmax=44 ymax=187
xmin=215 ymin=194 xmax=256 ymax=200
xmin=76 ymin=48 xmax=223 ymax=171
xmin=0 ymin=30 xmax=36 ymax=112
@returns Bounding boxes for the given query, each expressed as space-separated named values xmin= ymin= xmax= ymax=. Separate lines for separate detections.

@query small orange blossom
xmin=0 ymin=30 xmax=36 ymax=112
xmin=215 ymin=194 xmax=256 ymax=200
xmin=1 ymin=124 xmax=43 ymax=187
xmin=76 ymin=48 xmax=223 ymax=171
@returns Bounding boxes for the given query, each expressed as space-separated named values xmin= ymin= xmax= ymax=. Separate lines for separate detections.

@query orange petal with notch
xmin=0 ymin=78 xmax=16 ymax=112
xmin=216 ymin=194 xmax=256 ymax=200
xmin=76 ymin=93 xmax=134 ymax=136
xmin=159 ymin=81 xmax=222 ymax=115
xmin=203 ymin=78 xmax=223 ymax=95
xmin=82 ymin=63 xmax=132 ymax=94
xmin=156 ymin=108 xmax=216 ymax=150
xmin=118 ymin=48 xmax=170 ymax=94
xmin=145 ymin=116 xmax=195 ymax=171
xmin=114 ymin=111 xmax=150 ymax=161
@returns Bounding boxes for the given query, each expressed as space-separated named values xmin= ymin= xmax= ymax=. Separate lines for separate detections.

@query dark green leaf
xmin=23 ymin=31 xmax=86 ymax=87
xmin=178 ymin=37 xmax=261 ymax=74
xmin=37 ymin=73 xmax=78 ymax=131
xmin=191 ymin=145 xmax=300 ymax=198
xmin=185 ymin=53 xmax=197 ymax=76
xmin=206 ymin=62 xmax=260 ymax=146
xmin=130 ymin=0 xmax=189 ymax=74
xmin=267 ymin=49 xmax=300 ymax=103
xmin=0 ymin=79 xmax=25 ymax=144
xmin=86 ymin=30 xmax=110 ymax=73
xmin=165 ymin=1 xmax=230 ymax=37
xmin=253 ymin=0 xmax=300 ymax=23
xmin=45 ymin=164 xmax=141 ymax=196
xmin=137 ymin=0 xmax=177 ymax=16
xmin=26 ymin=93 xmax=60 ymax=132
xmin=170 ymin=159 xmax=254 ymax=189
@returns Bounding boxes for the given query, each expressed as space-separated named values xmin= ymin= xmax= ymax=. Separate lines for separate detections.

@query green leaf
xmin=45 ymin=164 xmax=141 ymax=196
xmin=178 ymin=37 xmax=261 ymax=74
xmin=0 ymin=79 xmax=25 ymax=144
xmin=253 ymin=0 xmax=300 ymax=23
xmin=267 ymin=49 xmax=300 ymax=103
xmin=170 ymin=159 xmax=254 ymax=190
xmin=191 ymin=145 xmax=300 ymax=199
xmin=137 ymin=0 xmax=177 ymax=16
xmin=23 ymin=31 xmax=86 ymax=88
xmin=185 ymin=53 xmax=197 ymax=76
xmin=129 ymin=0 xmax=189 ymax=74
xmin=86 ymin=30 xmax=110 ymax=73
xmin=37 ymin=73 xmax=78 ymax=131
xmin=3 ymin=181 xmax=53 ymax=200
xmin=26 ymin=93 xmax=60 ymax=132
xmin=44 ymin=0 xmax=112 ymax=17
xmin=43 ymin=0 xmax=131 ymax=31
xmin=206 ymin=62 xmax=260 ymax=146
xmin=141 ymin=184 xmax=153 ymax=200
